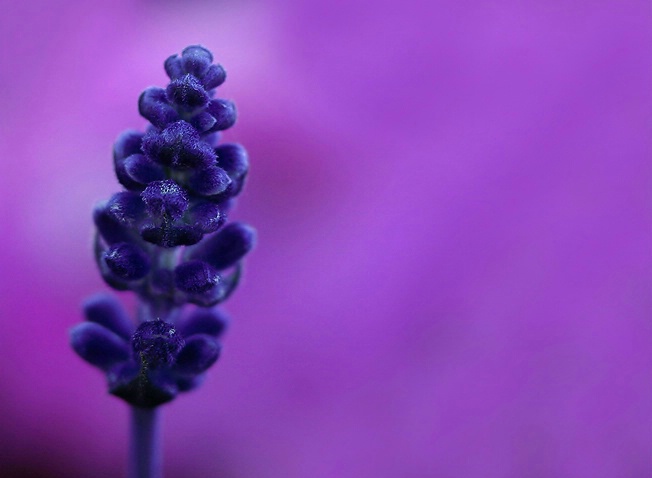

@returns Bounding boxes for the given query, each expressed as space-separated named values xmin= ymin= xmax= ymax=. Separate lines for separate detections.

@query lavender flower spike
xmin=70 ymin=46 xmax=254 ymax=478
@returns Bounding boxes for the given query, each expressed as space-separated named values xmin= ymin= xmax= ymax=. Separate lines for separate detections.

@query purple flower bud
xmin=216 ymin=143 xmax=249 ymax=176
xmin=178 ymin=307 xmax=229 ymax=338
xmin=93 ymin=202 xmax=133 ymax=244
xmin=205 ymin=99 xmax=237 ymax=132
xmin=201 ymin=64 xmax=226 ymax=90
xmin=187 ymin=202 xmax=226 ymax=234
xmin=83 ymin=293 xmax=134 ymax=340
xmin=132 ymin=320 xmax=185 ymax=368
xmin=123 ymin=154 xmax=167 ymax=185
xmin=180 ymin=45 xmax=213 ymax=77
xmin=141 ymin=121 xmax=216 ymax=170
xmin=174 ymin=260 xmax=220 ymax=294
xmin=106 ymin=192 xmax=146 ymax=225
xmin=114 ymin=130 xmax=146 ymax=190
xmin=164 ymin=55 xmax=184 ymax=80
xmin=103 ymin=242 xmax=151 ymax=280
xmin=191 ymin=111 xmax=218 ymax=133
xmin=175 ymin=335 xmax=220 ymax=375
xmin=216 ymin=143 xmax=249 ymax=197
xmin=138 ymin=87 xmax=179 ymax=129
xmin=189 ymin=165 xmax=232 ymax=196
xmin=70 ymin=322 xmax=130 ymax=371
xmin=141 ymin=180 xmax=188 ymax=220
xmin=176 ymin=374 xmax=206 ymax=392
xmin=114 ymin=130 xmax=144 ymax=161
xmin=166 ymin=74 xmax=210 ymax=111
xmin=190 ymin=222 xmax=256 ymax=270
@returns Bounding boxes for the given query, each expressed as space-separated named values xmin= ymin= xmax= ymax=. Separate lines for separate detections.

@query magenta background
xmin=1 ymin=0 xmax=651 ymax=477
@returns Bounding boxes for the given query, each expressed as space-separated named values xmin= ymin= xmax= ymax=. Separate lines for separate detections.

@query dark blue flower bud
xmin=217 ymin=198 xmax=237 ymax=214
xmin=103 ymin=242 xmax=151 ymax=280
xmin=141 ymin=224 xmax=203 ymax=248
xmin=141 ymin=121 xmax=216 ymax=170
xmin=191 ymin=111 xmax=217 ymax=133
xmin=203 ymin=132 xmax=221 ymax=148
xmin=216 ymin=143 xmax=248 ymax=176
xmin=132 ymin=319 xmax=185 ymax=368
xmin=180 ymin=45 xmax=213 ymax=77
xmin=83 ymin=293 xmax=134 ymax=340
xmin=96 ymin=243 xmax=132 ymax=291
xmin=114 ymin=131 xmax=146 ymax=190
xmin=166 ymin=74 xmax=210 ymax=111
xmin=70 ymin=322 xmax=130 ymax=371
xmin=176 ymin=374 xmax=205 ymax=392
xmin=189 ymin=165 xmax=231 ymax=196
xmin=141 ymin=180 xmax=188 ymax=220
xmin=175 ymin=335 xmax=220 ymax=375
xmin=174 ymin=260 xmax=220 ymax=294
xmin=114 ymin=130 xmax=144 ymax=161
xmin=164 ymin=55 xmax=184 ymax=80
xmin=138 ymin=87 xmax=179 ymax=129
xmin=106 ymin=192 xmax=146 ymax=225
xmin=93 ymin=202 xmax=133 ymax=244
xmin=201 ymin=64 xmax=226 ymax=90
xmin=216 ymin=143 xmax=248 ymax=197
xmin=190 ymin=222 xmax=256 ymax=270
xmin=178 ymin=308 xmax=229 ymax=338
xmin=123 ymin=154 xmax=167 ymax=185
xmin=205 ymin=99 xmax=237 ymax=132
xmin=187 ymin=202 xmax=225 ymax=234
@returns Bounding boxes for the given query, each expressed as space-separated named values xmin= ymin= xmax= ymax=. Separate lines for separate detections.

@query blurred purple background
xmin=1 ymin=0 xmax=651 ymax=477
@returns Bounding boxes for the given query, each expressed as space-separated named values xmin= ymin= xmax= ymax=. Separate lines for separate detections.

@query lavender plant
xmin=70 ymin=46 xmax=255 ymax=478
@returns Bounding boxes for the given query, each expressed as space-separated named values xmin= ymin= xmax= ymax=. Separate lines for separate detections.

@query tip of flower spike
xmin=180 ymin=46 xmax=213 ymax=79
xmin=164 ymin=46 xmax=226 ymax=90
xmin=182 ymin=45 xmax=213 ymax=62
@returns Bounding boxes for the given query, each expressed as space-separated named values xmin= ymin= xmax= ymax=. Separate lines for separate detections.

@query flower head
xmin=72 ymin=294 xmax=227 ymax=407
xmin=72 ymin=46 xmax=254 ymax=407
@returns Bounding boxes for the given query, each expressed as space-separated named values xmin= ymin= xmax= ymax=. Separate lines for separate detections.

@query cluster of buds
xmin=71 ymin=46 xmax=255 ymax=407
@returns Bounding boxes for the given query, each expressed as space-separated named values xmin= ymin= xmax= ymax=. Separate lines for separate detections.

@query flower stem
xmin=129 ymin=406 xmax=162 ymax=478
